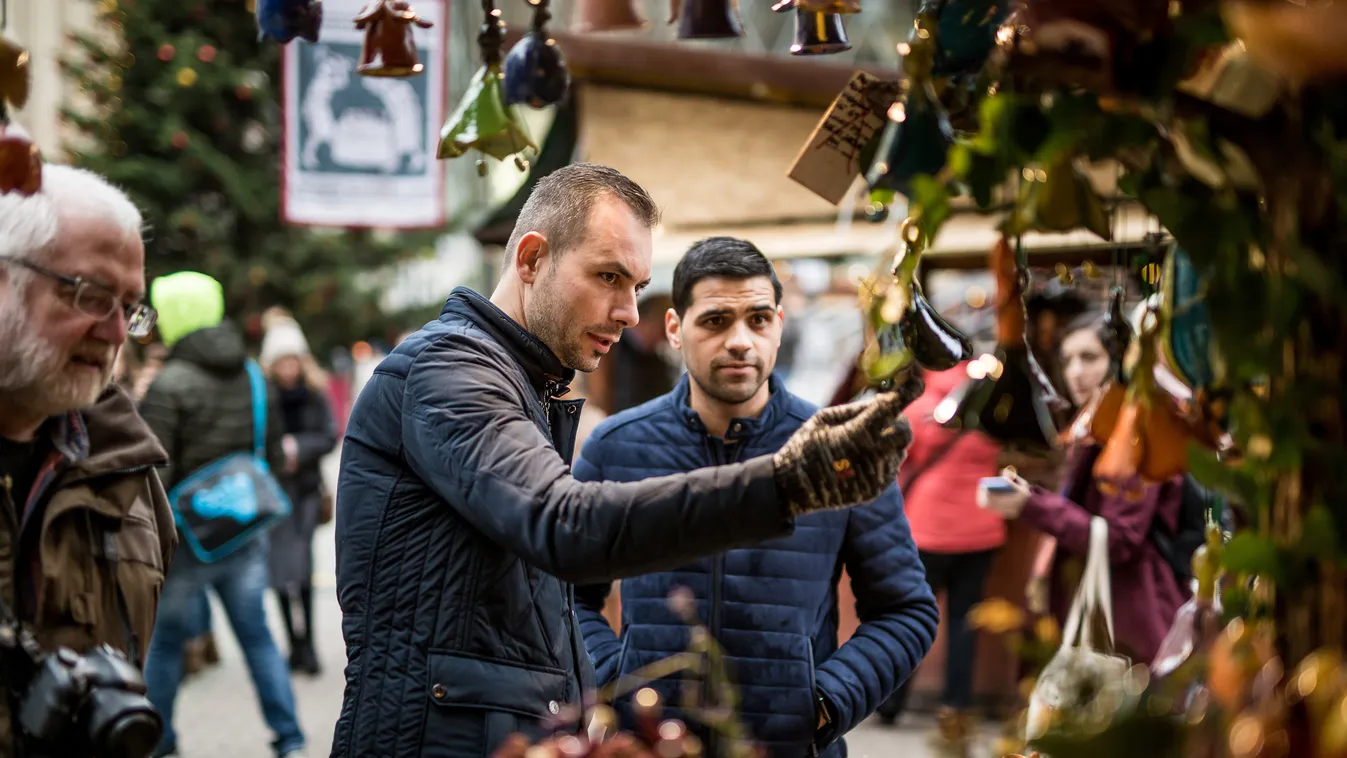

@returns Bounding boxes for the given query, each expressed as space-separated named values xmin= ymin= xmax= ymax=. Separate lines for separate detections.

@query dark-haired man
xmin=333 ymin=164 xmax=926 ymax=757
xmin=575 ymin=237 xmax=937 ymax=758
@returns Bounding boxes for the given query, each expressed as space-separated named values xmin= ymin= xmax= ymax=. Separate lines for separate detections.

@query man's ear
xmin=665 ymin=308 xmax=682 ymax=350
xmin=776 ymin=304 xmax=785 ymax=329
xmin=514 ymin=231 xmax=549 ymax=285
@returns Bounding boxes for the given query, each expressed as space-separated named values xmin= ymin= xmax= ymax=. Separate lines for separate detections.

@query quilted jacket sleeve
xmin=814 ymin=483 xmax=938 ymax=746
xmin=571 ymin=437 xmax=625 ymax=684
xmin=401 ymin=334 xmax=795 ymax=585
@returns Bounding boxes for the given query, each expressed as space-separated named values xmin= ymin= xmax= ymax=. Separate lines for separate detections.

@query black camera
xmin=1 ymin=617 xmax=162 ymax=758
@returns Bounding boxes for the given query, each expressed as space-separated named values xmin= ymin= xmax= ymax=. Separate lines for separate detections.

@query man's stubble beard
xmin=689 ymin=364 xmax=766 ymax=407
xmin=0 ymin=295 xmax=115 ymax=417
xmin=526 ymin=272 xmax=598 ymax=373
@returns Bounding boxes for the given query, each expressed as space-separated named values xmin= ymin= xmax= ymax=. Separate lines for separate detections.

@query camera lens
xmin=84 ymin=688 xmax=163 ymax=758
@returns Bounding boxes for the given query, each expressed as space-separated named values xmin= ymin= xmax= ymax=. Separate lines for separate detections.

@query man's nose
xmin=614 ymin=288 xmax=639 ymax=328
xmin=725 ymin=321 xmax=754 ymax=352
xmin=90 ymin=307 xmax=128 ymax=346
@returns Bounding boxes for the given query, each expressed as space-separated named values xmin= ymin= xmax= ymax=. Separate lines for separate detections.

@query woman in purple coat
xmin=986 ymin=311 xmax=1189 ymax=663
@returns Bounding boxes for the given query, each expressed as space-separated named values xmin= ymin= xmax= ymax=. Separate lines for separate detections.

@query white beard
xmin=0 ymin=294 xmax=115 ymax=417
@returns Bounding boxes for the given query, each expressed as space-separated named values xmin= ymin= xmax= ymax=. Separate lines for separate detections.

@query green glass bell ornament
xmin=865 ymin=12 xmax=954 ymax=197
xmin=1012 ymin=152 xmax=1112 ymax=241
xmin=438 ymin=63 xmax=537 ymax=171
xmin=860 ymin=220 xmax=973 ymax=386
xmin=438 ymin=8 xmax=536 ymax=172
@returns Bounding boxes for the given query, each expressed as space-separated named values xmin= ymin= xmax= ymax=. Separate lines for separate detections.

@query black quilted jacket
xmin=330 ymin=288 xmax=796 ymax=758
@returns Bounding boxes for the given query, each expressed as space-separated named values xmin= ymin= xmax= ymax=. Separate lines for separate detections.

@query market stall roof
xmin=651 ymin=204 xmax=1159 ymax=266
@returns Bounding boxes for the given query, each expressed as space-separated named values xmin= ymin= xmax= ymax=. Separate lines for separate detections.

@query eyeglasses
xmin=0 ymin=256 xmax=158 ymax=338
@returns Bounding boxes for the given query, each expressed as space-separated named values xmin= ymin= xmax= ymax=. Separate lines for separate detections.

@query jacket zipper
xmin=704 ymin=430 xmax=748 ymax=751
xmin=543 ymin=379 xmax=586 ymax=700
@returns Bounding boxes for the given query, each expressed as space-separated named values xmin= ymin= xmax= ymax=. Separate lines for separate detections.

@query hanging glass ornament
xmin=669 ymin=0 xmax=743 ymax=38
xmin=788 ymin=8 xmax=851 ymax=55
xmin=354 ymin=0 xmax=435 ymax=77
xmin=860 ymin=219 xmax=974 ymax=386
xmin=941 ymin=237 xmax=1064 ymax=450
xmin=504 ymin=0 xmax=571 ymax=107
xmin=1011 ymin=152 xmax=1112 ymax=241
xmin=865 ymin=11 xmax=954 ymax=198
xmin=0 ymin=122 xmax=41 ymax=196
xmin=256 ymin=0 xmax=323 ymax=44
xmin=439 ymin=3 xmax=536 ymax=174
xmin=771 ymin=0 xmax=861 ymax=13
xmin=0 ymin=34 xmax=30 ymax=111
xmin=572 ymin=0 xmax=649 ymax=32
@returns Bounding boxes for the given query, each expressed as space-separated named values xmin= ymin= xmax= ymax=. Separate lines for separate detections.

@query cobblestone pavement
xmin=165 ymin=457 xmax=993 ymax=757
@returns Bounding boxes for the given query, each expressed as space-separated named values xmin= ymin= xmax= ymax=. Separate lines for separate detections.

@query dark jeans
xmin=879 ymin=548 xmax=997 ymax=718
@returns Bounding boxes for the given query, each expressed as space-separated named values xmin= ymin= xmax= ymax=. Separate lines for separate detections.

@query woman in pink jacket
xmin=987 ymin=312 xmax=1189 ymax=663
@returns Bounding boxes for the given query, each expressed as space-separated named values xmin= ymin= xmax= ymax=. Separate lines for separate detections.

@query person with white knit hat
xmin=259 ymin=312 xmax=336 ymax=676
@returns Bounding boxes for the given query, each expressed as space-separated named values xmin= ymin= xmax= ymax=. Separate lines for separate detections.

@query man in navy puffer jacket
xmin=575 ymin=238 xmax=938 ymax=758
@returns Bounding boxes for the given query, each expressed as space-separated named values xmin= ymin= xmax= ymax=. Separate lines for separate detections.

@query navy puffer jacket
xmin=574 ymin=377 xmax=938 ymax=758
xmin=332 ymin=289 xmax=800 ymax=758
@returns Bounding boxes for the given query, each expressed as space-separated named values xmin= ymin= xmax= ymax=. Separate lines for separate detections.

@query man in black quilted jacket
xmin=332 ymin=163 xmax=926 ymax=758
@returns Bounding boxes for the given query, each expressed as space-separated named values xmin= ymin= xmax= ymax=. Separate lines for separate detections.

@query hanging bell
xmin=790 ymin=9 xmax=851 ymax=55
xmin=772 ymin=0 xmax=861 ymax=12
xmin=504 ymin=32 xmax=571 ymax=107
xmin=573 ymin=0 xmax=649 ymax=32
xmin=941 ymin=237 xmax=1062 ymax=448
xmin=0 ymin=36 xmax=31 ymax=111
xmin=0 ymin=124 xmax=42 ymax=196
xmin=668 ymin=0 xmax=744 ymax=39
xmin=438 ymin=64 xmax=537 ymax=170
xmin=860 ymin=221 xmax=973 ymax=385
xmin=1013 ymin=152 xmax=1112 ymax=241
xmin=354 ymin=0 xmax=434 ymax=77
xmin=256 ymin=0 xmax=324 ymax=44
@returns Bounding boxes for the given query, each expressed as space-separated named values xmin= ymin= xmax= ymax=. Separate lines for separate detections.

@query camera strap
xmin=90 ymin=527 xmax=142 ymax=669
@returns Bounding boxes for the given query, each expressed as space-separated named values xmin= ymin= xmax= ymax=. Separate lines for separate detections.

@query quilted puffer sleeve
xmin=400 ymin=333 xmax=795 ymax=585
xmin=571 ymin=434 xmax=625 ymax=684
xmin=813 ymin=483 xmax=938 ymax=747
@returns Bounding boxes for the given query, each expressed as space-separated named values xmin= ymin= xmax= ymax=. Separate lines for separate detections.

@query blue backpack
xmin=167 ymin=360 xmax=293 ymax=563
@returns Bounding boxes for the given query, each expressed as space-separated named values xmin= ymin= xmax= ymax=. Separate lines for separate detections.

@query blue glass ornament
xmin=257 ymin=0 xmax=323 ymax=44
xmin=504 ymin=32 xmax=570 ymax=108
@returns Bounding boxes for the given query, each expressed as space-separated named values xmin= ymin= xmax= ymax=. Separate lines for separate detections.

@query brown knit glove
xmin=773 ymin=374 xmax=924 ymax=516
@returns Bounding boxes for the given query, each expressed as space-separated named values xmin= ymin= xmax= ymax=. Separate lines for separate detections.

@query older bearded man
xmin=0 ymin=159 xmax=175 ymax=758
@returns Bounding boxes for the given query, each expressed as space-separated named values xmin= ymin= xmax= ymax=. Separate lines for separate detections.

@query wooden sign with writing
xmin=788 ymin=71 xmax=899 ymax=205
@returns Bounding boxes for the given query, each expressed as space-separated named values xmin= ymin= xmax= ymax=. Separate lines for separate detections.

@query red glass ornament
xmin=235 ymin=84 xmax=253 ymax=101
xmin=157 ymin=43 xmax=175 ymax=62
xmin=354 ymin=0 xmax=434 ymax=77
xmin=197 ymin=45 xmax=216 ymax=63
xmin=171 ymin=131 xmax=189 ymax=149
xmin=0 ymin=126 xmax=42 ymax=196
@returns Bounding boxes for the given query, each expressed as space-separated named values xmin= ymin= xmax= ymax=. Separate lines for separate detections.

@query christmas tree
xmin=60 ymin=0 xmax=443 ymax=358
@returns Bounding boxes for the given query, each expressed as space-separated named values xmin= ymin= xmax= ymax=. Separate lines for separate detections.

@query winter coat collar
xmin=670 ymin=373 xmax=789 ymax=444
xmin=441 ymin=287 xmax=575 ymax=396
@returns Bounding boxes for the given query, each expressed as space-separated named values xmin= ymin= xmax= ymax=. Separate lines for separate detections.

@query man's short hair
xmin=0 ymin=164 xmax=143 ymax=288
xmin=671 ymin=237 xmax=783 ymax=316
xmin=504 ymin=163 xmax=660 ymax=267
